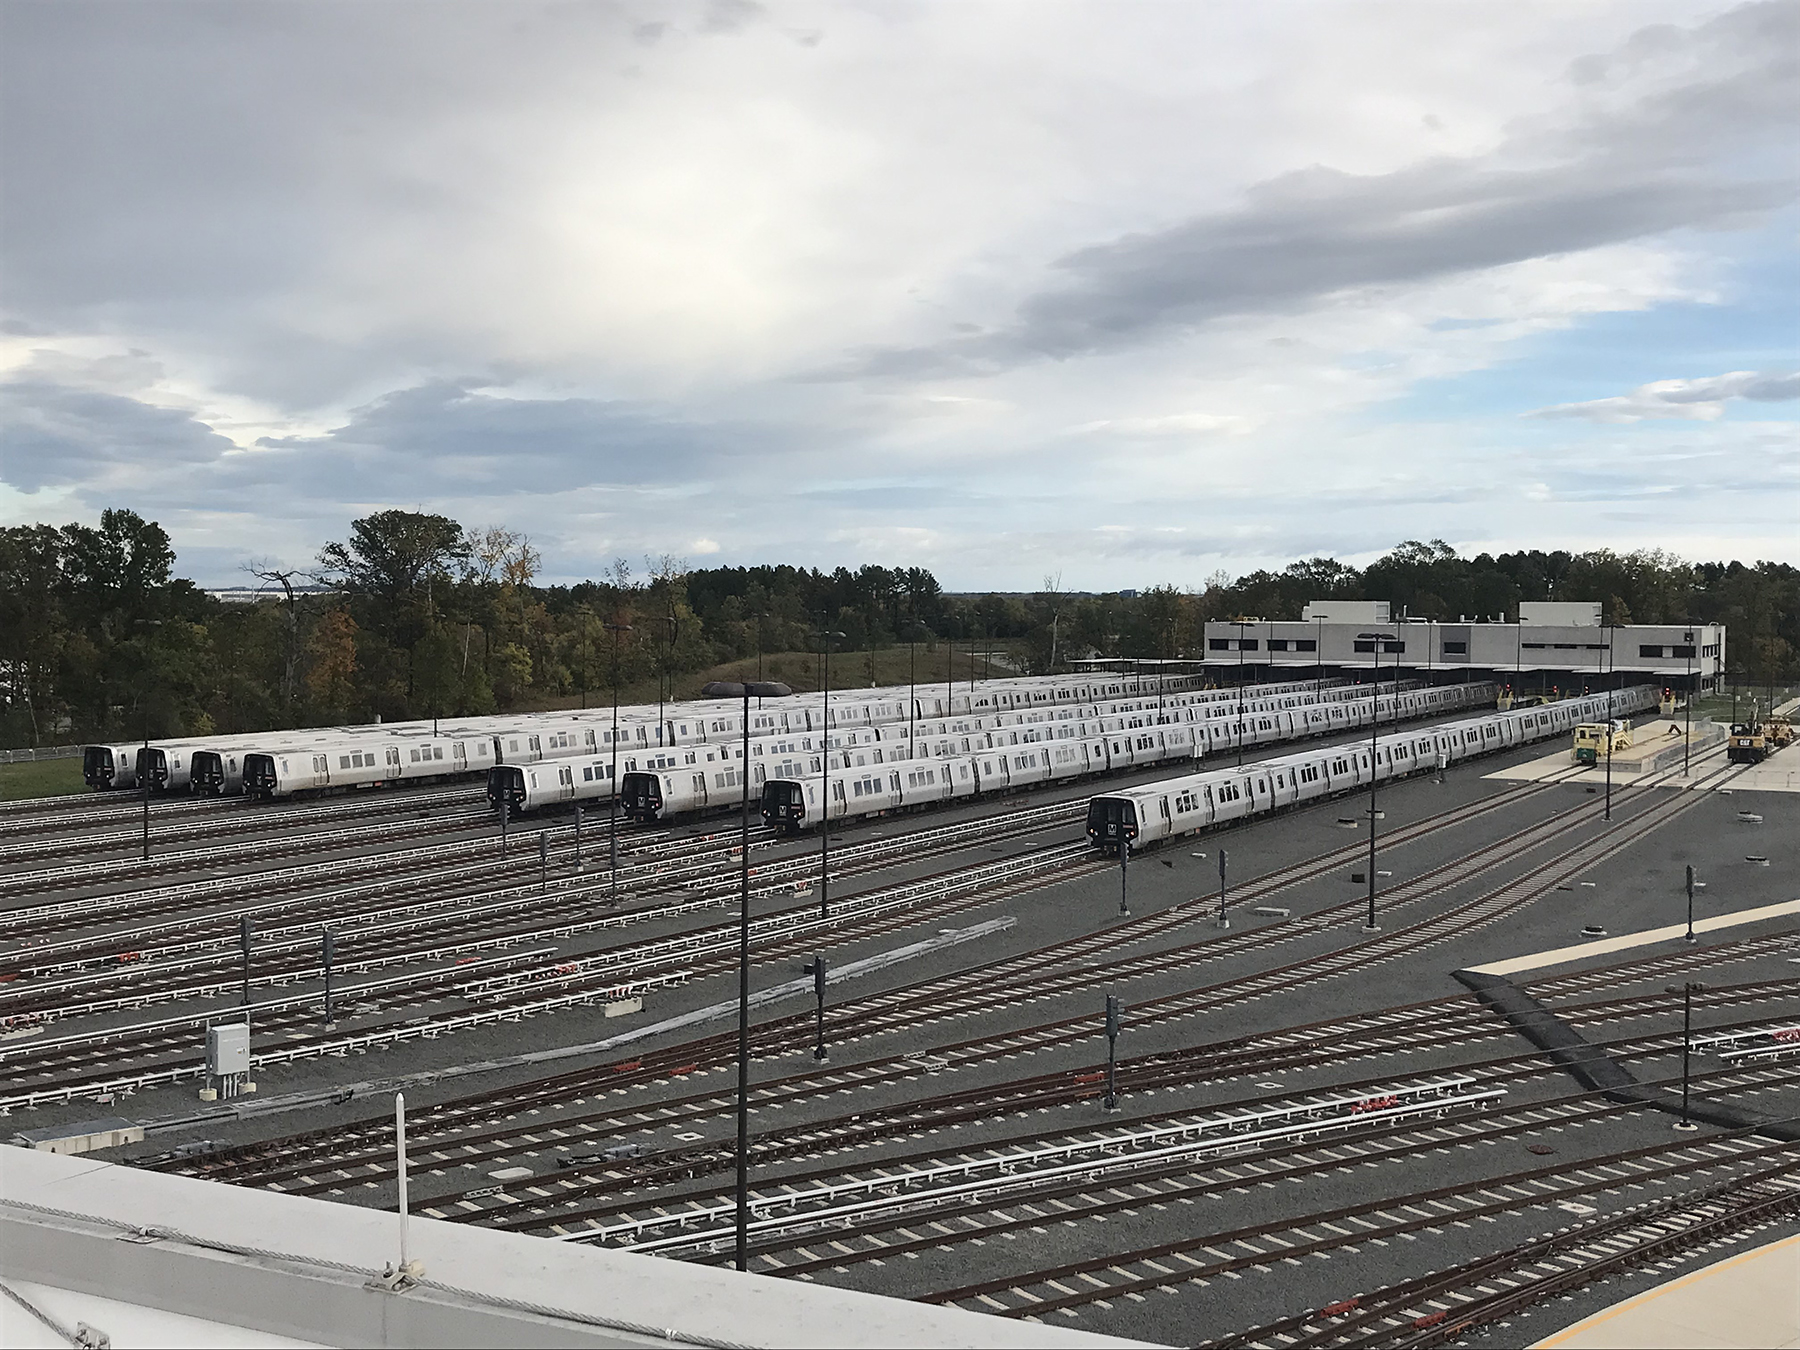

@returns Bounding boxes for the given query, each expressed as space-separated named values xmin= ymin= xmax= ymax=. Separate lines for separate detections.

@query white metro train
xmin=1083 ymin=686 xmax=1659 ymax=851
xmin=756 ymin=682 xmax=1500 ymax=834
xmin=82 ymin=670 xmax=1352 ymax=795
xmin=484 ymin=682 xmax=1499 ymax=823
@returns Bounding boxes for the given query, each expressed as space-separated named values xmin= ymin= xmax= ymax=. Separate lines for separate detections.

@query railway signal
xmin=1684 ymin=865 xmax=1699 ymax=944
xmin=802 ymin=955 xmax=828 ymax=1061
xmin=322 ymin=928 xmax=336 ymax=1028
xmin=239 ymin=916 xmax=253 ymax=1008
xmin=538 ymin=830 xmax=548 ymax=894
xmin=1216 ymin=848 xmax=1229 ymax=929
xmin=1118 ymin=837 xmax=1130 ymax=917
xmin=1667 ymin=981 xmax=1710 ymax=1130
xmin=1104 ymin=994 xmax=1123 ymax=1112
xmin=574 ymin=805 xmax=583 ymax=872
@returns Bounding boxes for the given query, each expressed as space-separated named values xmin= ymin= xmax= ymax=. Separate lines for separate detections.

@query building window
xmin=1295 ymin=639 xmax=1317 ymax=652
xmin=1238 ymin=639 xmax=1259 ymax=651
xmin=1208 ymin=638 xmax=1230 ymax=650
xmin=1382 ymin=641 xmax=1405 ymax=654
xmin=1672 ymin=645 xmax=1696 ymax=659
xmin=1267 ymin=639 xmax=1289 ymax=651
xmin=1354 ymin=640 xmax=1375 ymax=653
xmin=1639 ymin=644 xmax=1665 ymax=658
xmin=1522 ymin=642 xmax=1546 ymax=650
xmin=1443 ymin=641 xmax=1467 ymax=655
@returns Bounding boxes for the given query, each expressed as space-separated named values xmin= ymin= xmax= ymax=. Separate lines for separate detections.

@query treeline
xmin=1 ymin=512 xmax=1794 ymax=747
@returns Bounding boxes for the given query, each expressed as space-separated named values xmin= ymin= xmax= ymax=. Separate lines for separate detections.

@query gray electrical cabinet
xmin=207 ymin=1022 xmax=250 ymax=1077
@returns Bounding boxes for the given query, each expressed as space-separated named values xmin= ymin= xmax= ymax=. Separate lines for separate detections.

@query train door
xmin=559 ymin=764 xmax=575 ymax=800
xmin=387 ymin=746 xmax=402 ymax=777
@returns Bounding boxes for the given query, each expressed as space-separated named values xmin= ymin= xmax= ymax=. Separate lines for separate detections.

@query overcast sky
xmin=2 ymin=0 xmax=1795 ymax=589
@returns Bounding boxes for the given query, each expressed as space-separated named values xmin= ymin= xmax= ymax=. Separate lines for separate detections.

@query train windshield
xmin=243 ymin=754 xmax=277 ymax=790
xmin=620 ymin=772 xmax=662 ymax=809
xmin=486 ymin=765 xmax=525 ymax=807
xmin=762 ymin=780 xmax=804 ymax=812
xmin=1085 ymin=797 xmax=1137 ymax=843
xmin=82 ymin=746 xmax=113 ymax=783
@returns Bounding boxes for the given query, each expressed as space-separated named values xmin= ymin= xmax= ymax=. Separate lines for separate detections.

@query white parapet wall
xmin=1 ymin=1146 xmax=1158 ymax=1349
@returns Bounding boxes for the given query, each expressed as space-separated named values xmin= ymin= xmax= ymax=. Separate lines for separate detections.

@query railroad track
xmin=923 ymin=1126 xmax=1800 ymax=1320
xmin=140 ymin=752 xmax=1753 ymax=1191
xmin=0 ymin=788 xmax=491 ymax=861
xmin=0 ymin=836 xmax=1099 ymax=1109
xmin=1202 ymin=1156 xmax=1800 ymax=1348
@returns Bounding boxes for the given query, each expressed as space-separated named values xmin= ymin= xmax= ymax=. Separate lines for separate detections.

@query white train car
xmin=81 ymin=743 xmax=142 ymax=791
xmin=1084 ymin=687 xmax=1656 ymax=850
xmin=242 ymin=730 xmax=505 ymax=799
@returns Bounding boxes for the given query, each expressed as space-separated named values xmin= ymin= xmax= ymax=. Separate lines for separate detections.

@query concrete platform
xmin=1533 ymin=1231 xmax=1800 ymax=1348
xmin=1 ymin=1146 xmax=1154 ymax=1349
xmin=1721 ymin=739 xmax=1800 ymax=795
xmin=1465 ymin=898 xmax=1800 ymax=979
xmin=1486 ymin=721 xmax=1734 ymax=787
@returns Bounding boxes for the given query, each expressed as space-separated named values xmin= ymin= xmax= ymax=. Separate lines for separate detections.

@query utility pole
xmin=239 ymin=916 xmax=254 ymax=1010
xmin=1104 ymin=994 xmax=1122 ymax=1112
xmin=803 ymin=955 xmax=828 ymax=1061
xmin=606 ymin=620 xmax=632 ymax=905
xmin=817 ymin=628 xmax=845 ymax=920
xmin=1667 ymin=981 xmax=1708 ymax=1130
xmin=1359 ymin=631 xmax=1390 ymax=932
xmin=1603 ymin=624 xmax=1615 ymax=821
xmin=1684 ymin=630 xmax=1695 ymax=776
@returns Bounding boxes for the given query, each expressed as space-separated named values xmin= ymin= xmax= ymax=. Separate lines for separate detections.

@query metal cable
xmin=1 ymin=1198 xmax=752 ymax=1348
xmin=0 ymin=1278 xmax=83 ymax=1348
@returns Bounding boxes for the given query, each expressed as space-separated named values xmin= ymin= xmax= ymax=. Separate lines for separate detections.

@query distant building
xmin=1203 ymin=603 xmax=1724 ymax=695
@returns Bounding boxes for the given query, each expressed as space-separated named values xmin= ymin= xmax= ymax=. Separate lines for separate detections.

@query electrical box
xmin=207 ymin=1022 xmax=250 ymax=1077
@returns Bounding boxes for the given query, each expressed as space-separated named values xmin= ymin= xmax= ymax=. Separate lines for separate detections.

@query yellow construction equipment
xmin=1730 ymin=718 xmax=1795 ymax=764
xmin=1573 ymin=720 xmax=1633 ymax=766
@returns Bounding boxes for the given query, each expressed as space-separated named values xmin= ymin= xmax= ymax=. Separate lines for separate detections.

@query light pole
xmin=1358 ymin=631 xmax=1392 ymax=932
xmin=1684 ymin=863 xmax=1699 ymax=943
xmin=1683 ymin=629 xmax=1695 ymax=776
xmin=907 ymin=623 xmax=925 ymax=755
xmin=700 ymin=677 xmax=793 ymax=1275
xmin=133 ymin=618 xmax=165 ymax=862
xmin=1666 ymin=981 xmax=1708 ymax=1130
xmin=1604 ymin=623 xmax=1615 ymax=822
xmin=1315 ymin=615 xmax=1323 ymax=698
xmin=1216 ymin=847 xmax=1229 ymax=929
xmin=1235 ymin=617 xmax=1249 ymax=767
xmin=605 ymin=621 xmax=632 ymax=905
xmin=816 ymin=629 xmax=845 ymax=920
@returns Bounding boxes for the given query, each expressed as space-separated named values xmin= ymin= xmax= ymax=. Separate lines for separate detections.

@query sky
xmin=1 ymin=0 xmax=1795 ymax=590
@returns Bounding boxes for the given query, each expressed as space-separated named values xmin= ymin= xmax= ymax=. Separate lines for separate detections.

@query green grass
xmin=0 ymin=756 xmax=87 ymax=801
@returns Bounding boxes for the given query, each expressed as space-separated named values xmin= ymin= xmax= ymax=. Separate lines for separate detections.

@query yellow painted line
xmin=1467 ymin=898 xmax=1800 ymax=978
xmin=1532 ymin=1230 xmax=1800 ymax=1349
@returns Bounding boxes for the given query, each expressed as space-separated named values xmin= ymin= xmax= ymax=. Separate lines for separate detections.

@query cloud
xmin=0 ymin=378 xmax=235 ymax=491
xmin=1 ymin=2 xmax=1795 ymax=584
xmin=840 ymin=2 xmax=1795 ymax=379
xmin=1526 ymin=369 xmax=1800 ymax=422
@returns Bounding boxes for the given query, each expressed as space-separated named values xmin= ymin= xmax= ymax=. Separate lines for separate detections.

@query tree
xmin=317 ymin=511 xmax=470 ymax=621
xmin=305 ymin=608 xmax=359 ymax=718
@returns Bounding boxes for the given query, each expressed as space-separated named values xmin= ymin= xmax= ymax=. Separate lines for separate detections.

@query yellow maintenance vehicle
xmin=1573 ymin=720 xmax=1633 ymax=766
xmin=1729 ymin=718 xmax=1797 ymax=764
